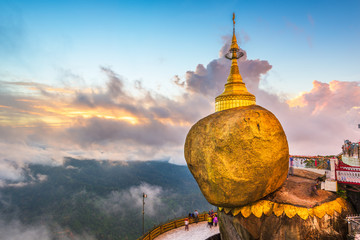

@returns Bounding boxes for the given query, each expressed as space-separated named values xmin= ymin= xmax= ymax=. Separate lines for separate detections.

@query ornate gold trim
xmin=218 ymin=198 xmax=348 ymax=220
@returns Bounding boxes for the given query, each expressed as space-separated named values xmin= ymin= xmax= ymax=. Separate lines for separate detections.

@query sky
xmin=0 ymin=0 xmax=360 ymax=179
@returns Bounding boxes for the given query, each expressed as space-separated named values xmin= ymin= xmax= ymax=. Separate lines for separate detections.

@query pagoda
xmin=215 ymin=13 xmax=255 ymax=112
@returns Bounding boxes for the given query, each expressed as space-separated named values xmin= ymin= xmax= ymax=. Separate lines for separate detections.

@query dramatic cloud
xmin=183 ymin=36 xmax=272 ymax=97
xmin=281 ymin=80 xmax=360 ymax=154
xmin=0 ymin=36 xmax=359 ymax=182
xmin=0 ymin=65 xmax=212 ymax=182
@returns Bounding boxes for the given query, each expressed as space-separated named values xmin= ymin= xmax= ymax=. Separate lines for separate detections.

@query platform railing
xmin=138 ymin=212 xmax=215 ymax=240
xmin=346 ymin=214 xmax=360 ymax=239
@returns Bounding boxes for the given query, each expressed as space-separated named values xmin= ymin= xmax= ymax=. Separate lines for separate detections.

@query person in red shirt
xmin=184 ymin=218 xmax=189 ymax=231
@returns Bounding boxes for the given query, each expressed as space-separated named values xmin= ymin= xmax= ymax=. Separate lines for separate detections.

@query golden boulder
xmin=184 ymin=105 xmax=289 ymax=207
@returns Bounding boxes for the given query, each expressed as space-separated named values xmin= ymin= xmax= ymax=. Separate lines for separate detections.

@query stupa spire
xmin=231 ymin=13 xmax=239 ymax=52
xmin=215 ymin=13 xmax=256 ymax=112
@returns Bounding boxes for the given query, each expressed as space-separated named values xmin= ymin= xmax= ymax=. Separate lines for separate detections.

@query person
xmin=311 ymin=178 xmax=320 ymax=196
xmin=207 ymin=214 xmax=213 ymax=228
xmin=194 ymin=210 xmax=199 ymax=223
xmin=316 ymin=177 xmax=321 ymax=190
xmin=184 ymin=218 xmax=189 ymax=231
xmin=213 ymin=214 xmax=218 ymax=227
xmin=289 ymin=157 xmax=294 ymax=176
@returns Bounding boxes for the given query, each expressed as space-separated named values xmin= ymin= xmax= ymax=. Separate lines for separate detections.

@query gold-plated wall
xmin=215 ymin=96 xmax=255 ymax=112
xmin=215 ymin=99 xmax=256 ymax=112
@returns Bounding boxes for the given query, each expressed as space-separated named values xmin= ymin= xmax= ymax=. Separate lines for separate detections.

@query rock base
xmin=219 ymin=208 xmax=347 ymax=240
xmin=218 ymin=173 xmax=355 ymax=240
xmin=219 ymin=208 xmax=352 ymax=240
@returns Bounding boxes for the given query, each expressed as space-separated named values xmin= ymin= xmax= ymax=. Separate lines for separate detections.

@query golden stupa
xmin=215 ymin=14 xmax=255 ymax=111
xmin=184 ymin=14 xmax=289 ymax=207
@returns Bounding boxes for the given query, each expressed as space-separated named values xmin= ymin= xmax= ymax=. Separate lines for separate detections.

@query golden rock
xmin=184 ymin=105 xmax=289 ymax=207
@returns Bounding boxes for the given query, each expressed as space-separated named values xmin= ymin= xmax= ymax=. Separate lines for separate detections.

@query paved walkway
xmin=154 ymin=221 xmax=219 ymax=240
xmin=294 ymin=167 xmax=326 ymax=175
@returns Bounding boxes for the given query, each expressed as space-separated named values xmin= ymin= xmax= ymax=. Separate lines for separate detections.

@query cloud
xmin=67 ymin=117 xmax=186 ymax=146
xmin=0 ymin=63 xmax=213 ymax=181
xmin=0 ymin=220 xmax=51 ymax=240
xmin=184 ymin=36 xmax=272 ymax=98
xmin=96 ymin=183 xmax=173 ymax=217
xmin=0 ymin=158 xmax=24 ymax=182
xmin=246 ymin=80 xmax=360 ymax=156
xmin=279 ymin=80 xmax=360 ymax=155
xmin=102 ymin=67 xmax=125 ymax=99
xmin=0 ymin=140 xmax=63 ymax=183
xmin=0 ymin=33 xmax=359 ymax=178
xmin=0 ymin=220 xmax=96 ymax=240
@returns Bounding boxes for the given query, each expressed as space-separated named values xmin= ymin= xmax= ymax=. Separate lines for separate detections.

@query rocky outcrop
xmin=219 ymin=207 xmax=351 ymax=240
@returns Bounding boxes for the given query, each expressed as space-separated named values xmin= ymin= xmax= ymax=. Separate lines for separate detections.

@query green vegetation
xmin=0 ymin=158 xmax=212 ymax=239
xmin=336 ymin=189 xmax=347 ymax=199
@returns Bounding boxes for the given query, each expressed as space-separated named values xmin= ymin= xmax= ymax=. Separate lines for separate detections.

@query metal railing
xmin=347 ymin=214 xmax=360 ymax=239
xmin=138 ymin=212 xmax=214 ymax=240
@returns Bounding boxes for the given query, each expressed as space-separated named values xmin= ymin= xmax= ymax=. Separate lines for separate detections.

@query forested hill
xmin=0 ymin=158 xmax=212 ymax=240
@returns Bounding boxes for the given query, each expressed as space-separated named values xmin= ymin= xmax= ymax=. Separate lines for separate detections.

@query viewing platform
xmin=155 ymin=221 xmax=219 ymax=240
xmin=139 ymin=213 xmax=219 ymax=240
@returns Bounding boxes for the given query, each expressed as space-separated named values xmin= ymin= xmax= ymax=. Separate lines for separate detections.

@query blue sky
xmin=1 ymin=0 xmax=359 ymax=96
